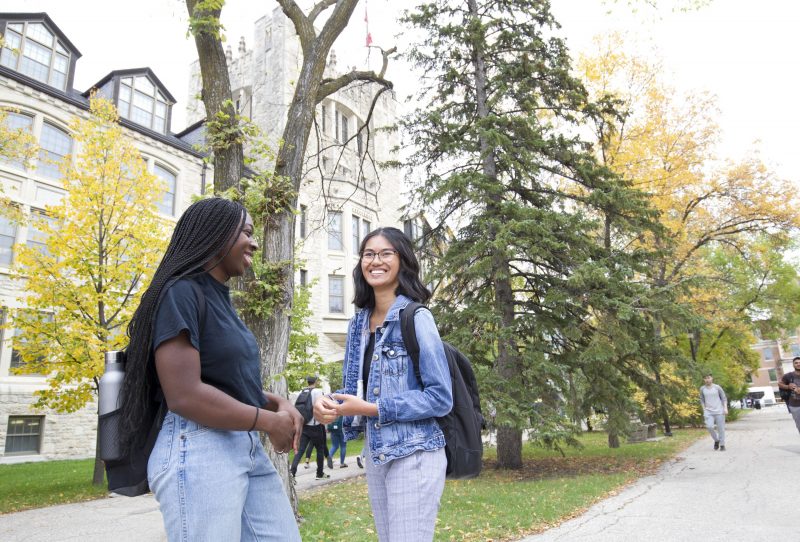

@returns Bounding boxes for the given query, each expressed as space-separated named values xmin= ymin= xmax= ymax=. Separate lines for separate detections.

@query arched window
xmin=0 ymin=22 xmax=70 ymax=91
xmin=0 ymin=111 xmax=34 ymax=169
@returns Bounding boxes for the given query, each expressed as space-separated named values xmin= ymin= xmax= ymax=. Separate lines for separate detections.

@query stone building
xmin=0 ymin=12 xmax=207 ymax=461
xmin=0 ymin=7 xmax=416 ymax=462
xmin=186 ymin=7 xmax=407 ymax=370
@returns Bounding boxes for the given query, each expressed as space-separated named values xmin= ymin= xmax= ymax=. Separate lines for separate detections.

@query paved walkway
xmin=518 ymin=406 xmax=798 ymax=541
xmin=0 ymin=452 xmax=364 ymax=541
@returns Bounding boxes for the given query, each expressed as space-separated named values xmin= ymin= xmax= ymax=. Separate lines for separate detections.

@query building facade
xmin=186 ymin=7 xmax=405 ymax=368
xmin=0 ymin=13 xmax=207 ymax=461
xmin=0 ymin=8 xmax=412 ymax=461
xmin=749 ymin=333 xmax=799 ymax=403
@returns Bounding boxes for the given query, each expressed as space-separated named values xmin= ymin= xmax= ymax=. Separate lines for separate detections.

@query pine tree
xmin=403 ymin=0 xmax=657 ymax=466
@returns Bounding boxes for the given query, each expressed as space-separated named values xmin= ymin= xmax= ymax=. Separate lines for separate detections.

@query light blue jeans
xmin=147 ymin=411 xmax=300 ymax=542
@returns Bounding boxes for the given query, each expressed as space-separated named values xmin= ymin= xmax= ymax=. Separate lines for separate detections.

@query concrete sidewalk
xmin=518 ymin=406 xmax=799 ymax=542
xmin=0 ymin=451 xmax=364 ymax=541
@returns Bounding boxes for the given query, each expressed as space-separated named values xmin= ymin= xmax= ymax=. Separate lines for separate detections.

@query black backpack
xmin=400 ymin=302 xmax=484 ymax=479
xmin=99 ymin=279 xmax=206 ymax=497
xmin=294 ymin=388 xmax=314 ymax=423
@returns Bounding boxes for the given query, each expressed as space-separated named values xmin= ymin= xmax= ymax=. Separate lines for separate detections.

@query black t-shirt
xmin=153 ymin=272 xmax=266 ymax=408
xmin=362 ymin=332 xmax=376 ymax=398
xmin=782 ymin=372 xmax=800 ymax=407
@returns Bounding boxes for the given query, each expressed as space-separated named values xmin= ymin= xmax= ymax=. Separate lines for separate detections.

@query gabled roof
xmin=0 ymin=12 xmax=82 ymax=58
xmin=83 ymin=67 xmax=176 ymax=104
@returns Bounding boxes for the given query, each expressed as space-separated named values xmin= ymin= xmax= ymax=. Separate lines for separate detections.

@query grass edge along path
xmin=297 ymin=428 xmax=705 ymax=541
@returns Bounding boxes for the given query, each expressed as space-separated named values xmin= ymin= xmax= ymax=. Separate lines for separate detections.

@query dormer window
xmin=118 ymin=76 xmax=169 ymax=133
xmin=1 ymin=21 xmax=70 ymax=91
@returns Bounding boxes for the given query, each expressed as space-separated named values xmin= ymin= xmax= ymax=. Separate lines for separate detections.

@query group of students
xmin=117 ymin=198 xmax=453 ymax=541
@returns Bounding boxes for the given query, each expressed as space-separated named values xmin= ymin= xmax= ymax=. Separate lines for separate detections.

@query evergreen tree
xmin=403 ymin=0 xmax=656 ymax=466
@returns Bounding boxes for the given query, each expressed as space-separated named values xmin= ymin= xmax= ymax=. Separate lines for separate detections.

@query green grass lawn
xmin=0 ymin=427 xmax=702 ymax=540
xmin=297 ymin=428 xmax=703 ymax=541
xmin=0 ymin=458 xmax=108 ymax=514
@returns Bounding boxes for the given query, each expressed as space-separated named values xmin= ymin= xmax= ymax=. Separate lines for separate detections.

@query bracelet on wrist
xmin=248 ymin=406 xmax=260 ymax=432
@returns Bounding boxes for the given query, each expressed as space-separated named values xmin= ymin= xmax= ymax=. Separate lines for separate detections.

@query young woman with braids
xmin=314 ymin=227 xmax=453 ymax=542
xmin=118 ymin=197 xmax=303 ymax=541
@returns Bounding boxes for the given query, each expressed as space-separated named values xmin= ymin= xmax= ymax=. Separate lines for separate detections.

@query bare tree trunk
xmin=608 ymin=431 xmax=620 ymax=448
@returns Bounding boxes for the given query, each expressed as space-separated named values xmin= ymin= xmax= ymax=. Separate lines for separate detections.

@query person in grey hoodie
xmin=700 ymin=373 xmax=728 ymax=451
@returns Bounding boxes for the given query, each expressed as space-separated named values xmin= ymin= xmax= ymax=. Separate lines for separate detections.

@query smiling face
xmin=217 ymin=212 xmax=258 ymax=280
xmin=360 ymin=234 xmax=400 ymax=294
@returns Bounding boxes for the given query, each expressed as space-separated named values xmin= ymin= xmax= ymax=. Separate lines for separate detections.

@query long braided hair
xmin=118 ymin=197 xmax=246 ymax=450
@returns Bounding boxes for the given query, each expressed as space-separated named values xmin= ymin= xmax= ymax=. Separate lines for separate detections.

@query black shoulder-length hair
xmin=118 ymin=197 xmax=246 ymax=451
xmin=352 ymin=226 xmax=431 ymax=309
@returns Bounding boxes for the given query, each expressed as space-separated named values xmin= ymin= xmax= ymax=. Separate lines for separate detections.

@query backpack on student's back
xmin=400 ymin=302 xmax=484 ymax=479
xmin=294 ymin=388 xmax=314 ymax=423
xmin=99 ymin=280 xmax=206 ymax=497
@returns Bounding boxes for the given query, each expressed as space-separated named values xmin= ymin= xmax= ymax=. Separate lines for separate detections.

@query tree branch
xmin=316 ymin=47 xmax=396 ymax=101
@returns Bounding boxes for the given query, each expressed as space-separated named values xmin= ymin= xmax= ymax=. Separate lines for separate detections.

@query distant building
xmin=749 ymin=331 xmax=799 ymax=403
xmin=0 ymin=12 xmax=207 ymax=461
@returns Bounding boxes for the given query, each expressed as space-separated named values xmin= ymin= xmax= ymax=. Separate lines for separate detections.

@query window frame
xmin=299 ymin=204 xmax=307 ymax=239
xmin=328 ymin=275 xmax=345 ymax=314
xmin=0 ymin=21 xmax=71 ymax=91
xmin=0 ymin=110 xmax=34 ymax=170
xmin=0 ymin=214 xmax=18 ymax=267
xmin=37 ymin=121 xmax=72 ymax=180
xmin=4 ymin=415 xmax=45 ymax=455
xmin=117 ymin=75 xmax=170 ymax=134
xmin=153 ymin=162 xmax=177 ymax=216
xmin=327 ymin=210 xmax=343 ymax=251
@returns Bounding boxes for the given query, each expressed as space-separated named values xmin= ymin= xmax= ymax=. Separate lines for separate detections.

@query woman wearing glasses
xmin=314 ymin=226 xmax=452 ymax=542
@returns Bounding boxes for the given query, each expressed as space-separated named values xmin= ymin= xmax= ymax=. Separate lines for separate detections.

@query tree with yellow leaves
xmin=579 ymin=35 xmax=800 ymax=434
xmin=9 ymin=96 xmax=168 ymax=484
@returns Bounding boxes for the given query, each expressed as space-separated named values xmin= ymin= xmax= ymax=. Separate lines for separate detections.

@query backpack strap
xmin=400 ymin=302 xmax=425 ymax=385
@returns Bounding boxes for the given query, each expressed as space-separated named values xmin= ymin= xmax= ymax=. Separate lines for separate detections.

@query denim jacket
xmin=339 ymin=295 xmax=452 ymax=465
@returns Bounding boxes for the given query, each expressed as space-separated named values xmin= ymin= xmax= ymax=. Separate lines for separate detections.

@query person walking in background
xmin=290 ymin=376 xmax=330 ymax=480
xmin=118 ymin=197 xmax=303 ymax=541
xmin=778 ymin=356 xmax=800 ymax=434
xmin=327 ymin=415 xmax=348 ymax=468
xmin=314 ymin=226 xmax=453 ymax=542
xmin=700 ymin=373 xmax=728 ymax=451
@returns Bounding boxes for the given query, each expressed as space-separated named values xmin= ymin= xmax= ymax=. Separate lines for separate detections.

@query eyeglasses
xmin=360 ymin=249 xmax=398 ymax=263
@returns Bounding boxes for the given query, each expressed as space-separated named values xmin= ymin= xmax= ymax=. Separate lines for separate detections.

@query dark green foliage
xmin=402 ymin=0 xmax=665 ymax=461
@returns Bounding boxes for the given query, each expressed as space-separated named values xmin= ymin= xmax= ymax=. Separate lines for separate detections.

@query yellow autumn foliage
xmin=8 ymin=96 xmax=169 ymax=412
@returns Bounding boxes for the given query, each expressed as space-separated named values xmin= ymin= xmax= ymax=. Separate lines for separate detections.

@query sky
xmin=3 ymin=0 xmax=799 ymax=182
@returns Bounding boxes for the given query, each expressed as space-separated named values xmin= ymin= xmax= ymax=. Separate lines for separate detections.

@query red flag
xmin=365 ymin=1 xmax=372 ymax=46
